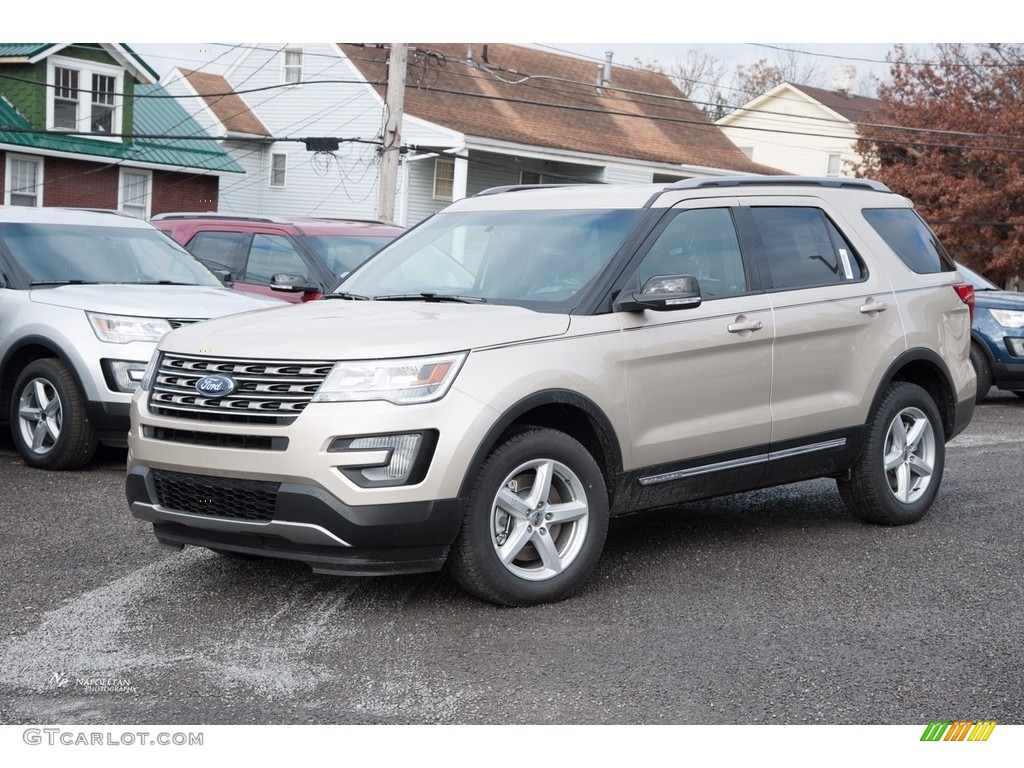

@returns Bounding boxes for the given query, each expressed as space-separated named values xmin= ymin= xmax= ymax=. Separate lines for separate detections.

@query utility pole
xmin=376 ymin=43 xmax=407 ymax=223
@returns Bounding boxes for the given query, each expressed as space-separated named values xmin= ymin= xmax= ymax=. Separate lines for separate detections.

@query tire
xmin=969 ymin=343 xmax=993 ymax=402
xmin=837 ymin=382 xmax=944 ymax=525
xmin=446 ymin=428 xmax=609 ymax=606
xmin=10 ymin=358 xmax=97 ymax=470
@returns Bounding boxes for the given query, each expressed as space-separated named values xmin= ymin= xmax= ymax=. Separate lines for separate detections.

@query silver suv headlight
xmin=312 ymin=352 xmax=467 ymax=405
xmin=87 ymin=312 xmax=172 ymax=343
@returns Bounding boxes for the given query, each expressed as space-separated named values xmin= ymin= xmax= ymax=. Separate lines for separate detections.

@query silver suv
xmin=126 ymin=178 xmax=977 ymax=605
xmin=0 ymin=207 xmax=282 ymax=470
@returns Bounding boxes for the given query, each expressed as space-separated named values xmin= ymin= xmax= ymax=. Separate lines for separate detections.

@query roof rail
xmin=149 ymin=212 xmax=289 ymax=223
xmin=666 ymin=176 xmax=891 ymax=193
xmin=473 ymin=183 xmax=594 ymax=197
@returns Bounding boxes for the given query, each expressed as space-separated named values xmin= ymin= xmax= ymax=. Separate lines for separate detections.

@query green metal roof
xmin=0 ymin=85 xmax=242 ymax=173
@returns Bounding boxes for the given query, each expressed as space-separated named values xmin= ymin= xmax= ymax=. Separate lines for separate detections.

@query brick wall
xmin=150 ymin=172 xmax=219 ymax=215
xmin=0 ymin=153 xmax=219 ymax=213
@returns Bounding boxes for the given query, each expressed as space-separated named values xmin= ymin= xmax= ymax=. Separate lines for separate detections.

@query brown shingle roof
xmin=339 ymin=43 xmax=777 ymax=174
xmin=179 ymin=68 xmax=270 ymax=137
xmin=788 ymin=83 xmax=881 ymax=125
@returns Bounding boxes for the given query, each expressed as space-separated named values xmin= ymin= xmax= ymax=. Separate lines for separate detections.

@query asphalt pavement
xmin=1 ymin=391 xmax=1021 ymax=727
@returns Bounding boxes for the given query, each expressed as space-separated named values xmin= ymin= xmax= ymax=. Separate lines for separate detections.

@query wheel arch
xmin=1 ymin=336 xmax=82 ymax=420
xmin=456 ymin=389 xmax=624 ymax=500
xmin=873 ymin=348 xmax=959 ymax=441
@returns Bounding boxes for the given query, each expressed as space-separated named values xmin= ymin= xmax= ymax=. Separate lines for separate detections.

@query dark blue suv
xmin=958 ymin=263 xmax=1024 ymax=401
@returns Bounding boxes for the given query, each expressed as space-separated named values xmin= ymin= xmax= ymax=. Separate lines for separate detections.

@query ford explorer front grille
xmin=149 ymin=353 xmax=334 ymax=424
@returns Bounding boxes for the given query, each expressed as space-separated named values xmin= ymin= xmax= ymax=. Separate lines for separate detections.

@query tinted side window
xmin=187 ymin=231 xmax=249 ymax=276
xmin=861 ymin=208 xmax=956 ymax=273
xmin=750 ymin=207 xmax=864 ymax=291
xmin=637 ymin=208 xmax=747 ymax=299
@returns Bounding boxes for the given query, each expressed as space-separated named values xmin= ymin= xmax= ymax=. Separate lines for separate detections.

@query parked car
xmin=957 ymin=262 xmax=1024 ymax=401
xmin=0 ymin=206 xmax=284 ymax=470
xmin=127 ymin=177 xmax=976 ymax=606
xmin=151 ymin=213 xmax=404 ymax=302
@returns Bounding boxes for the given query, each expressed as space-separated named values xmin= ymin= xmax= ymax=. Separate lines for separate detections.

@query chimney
xmin=829 ymin=66 xmax=857 ymax=95
xmin=602 ymin=51 xmax=613 ymax=88
xmin=466 ymin=44 xmax=473 ymax=64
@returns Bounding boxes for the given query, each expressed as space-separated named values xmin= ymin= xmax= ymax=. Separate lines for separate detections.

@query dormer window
xmin=48 ymin=56 xmax=122 ymax=137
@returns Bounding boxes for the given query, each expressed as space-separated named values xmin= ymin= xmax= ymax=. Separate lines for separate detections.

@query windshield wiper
xmin=374 ymin=292 xmax=487 ymax=304
xmin=322 ymin=291 xmax=371 ymax=301
xmin=29 ymin=280 xmax=101 ymax=286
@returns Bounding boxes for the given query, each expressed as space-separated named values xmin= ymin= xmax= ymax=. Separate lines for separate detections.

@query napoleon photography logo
xmin=920 ymin=720 xmax=997 ymax=742
xmin=46 ymin=671 xmax=137 ymax=695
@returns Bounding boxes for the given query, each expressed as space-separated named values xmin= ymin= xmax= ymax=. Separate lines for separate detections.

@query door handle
xmin=727 ymin=319 xmax=764 ymax=333
xmin=859 ymin=299 xmax=888 ymax=314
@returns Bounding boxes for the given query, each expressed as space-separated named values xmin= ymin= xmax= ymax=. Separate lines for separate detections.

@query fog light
xmin=328 ymin=431 xmax=437 ymax=487
xmin=1006 ymin=337 xmax=1024 ymax=357
xmin=103 ymin=360 xmax=149 ymax=392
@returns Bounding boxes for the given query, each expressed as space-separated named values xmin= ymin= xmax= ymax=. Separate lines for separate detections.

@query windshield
xmin=0 ymin=222 xmax=222 ymax=286
xmin=334 ymin=209 xmax=643 ymax=309
xmin=305 ymin=234 xmax=397 ymax=277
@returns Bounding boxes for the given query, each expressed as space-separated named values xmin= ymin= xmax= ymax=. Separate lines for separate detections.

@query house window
xmin=433 ymin=158 xmax=454 ymax=200
xmin=283 ymin=49 xmax=303 ymax=84
xmin=53 ymin=67 xmax=79 ymax=130
xmin=119 ymin=169 xmax=151 ymax=218
xmin=520 ymin=171 xmax=542 ymax=185
xmin=5 ymin=155 xmax=43 ymax=207
xmin=826 ymin=153 xmax=842 ymax=177
xmin=48 ymin=56 xmax=122 ymax=137
xmin=270 ymin=153 xmax=287 ymax=187
xmin=91 ymin=74 xmax=116 ymax=133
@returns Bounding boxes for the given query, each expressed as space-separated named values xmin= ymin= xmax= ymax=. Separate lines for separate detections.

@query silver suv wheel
xmin=882 ymin=405 xmax=937 ymax=504
xmin=489 ymin=457 xmax=591 ymax=581
xmin=10 ymin=359 xmax=97 ymax=470
xmin=448 ymin=428 xmax=609 ymax=606
xmin=838 ymin=381 xmax=944 ymax=525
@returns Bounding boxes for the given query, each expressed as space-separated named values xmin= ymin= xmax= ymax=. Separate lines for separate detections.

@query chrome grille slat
xmin=149 ymin=353 xmax=333 ymax=424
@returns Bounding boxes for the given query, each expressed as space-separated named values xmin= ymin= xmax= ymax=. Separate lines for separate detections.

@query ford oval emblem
xmin=194 ymin=374 xmax=236 ymax=398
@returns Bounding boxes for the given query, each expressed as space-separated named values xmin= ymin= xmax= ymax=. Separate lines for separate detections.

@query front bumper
xmin=126 ymin=465 xmax=464 ymax=575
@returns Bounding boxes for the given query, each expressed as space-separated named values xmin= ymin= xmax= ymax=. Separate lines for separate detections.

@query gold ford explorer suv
xmin=126 ymin=177 xmax=976 ymax=606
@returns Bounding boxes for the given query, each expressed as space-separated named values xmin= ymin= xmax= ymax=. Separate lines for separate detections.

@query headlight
xmin=312 ymin=352 xmax=467 ymax=405
xmin=989 ymin=308 xmax=1024 ymax=329
xmin=87 ymin=312 xmax=172 ymax=343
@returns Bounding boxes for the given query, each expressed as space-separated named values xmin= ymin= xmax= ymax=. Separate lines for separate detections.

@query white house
xmin=716 ymin=73 xmax=881 ymax=178
xmin=161 ymin=43 xmax=779 ymax=226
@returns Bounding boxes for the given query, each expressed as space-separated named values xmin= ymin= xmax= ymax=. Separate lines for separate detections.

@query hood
xmin=30 ymin=284 xmax=285 ymax=317
xmin=973 ymin=288 xmax=1024 ymax=312
xmin=160 ymin=300 xmax=571 ymax=358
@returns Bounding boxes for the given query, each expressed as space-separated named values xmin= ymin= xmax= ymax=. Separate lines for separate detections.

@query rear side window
xmin=750 ymin=207 xmax=864 ymax=290
xmin=861 ymin=208 xmax=956 ymax=274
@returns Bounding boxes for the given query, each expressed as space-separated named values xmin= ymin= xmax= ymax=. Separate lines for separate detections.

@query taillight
xmin=954 ymin=283 xmax=975 ymax=323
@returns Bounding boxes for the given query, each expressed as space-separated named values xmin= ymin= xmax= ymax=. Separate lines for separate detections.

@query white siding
xmin=718 ymin=89 xmax=863 ymax=177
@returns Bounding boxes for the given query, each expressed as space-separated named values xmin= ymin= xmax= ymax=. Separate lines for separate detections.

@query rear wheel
xmin=969 ymin=343 xmax=993 ymax=402
xmin=837 ymin=382 xmax=944 ymax=525
xmin=446 ymin=428 xmax=608 ymax=606
xmin=10 ymin=358 xmax=97 ymax=470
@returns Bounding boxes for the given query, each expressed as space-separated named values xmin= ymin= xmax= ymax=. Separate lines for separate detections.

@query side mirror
xmin=211 ymin=268 xmax=234 ymax=286
xmin=271 ymin=272 xmax=321 ymax=294
xmin=614 ymin=274 xmax=702 ymax=312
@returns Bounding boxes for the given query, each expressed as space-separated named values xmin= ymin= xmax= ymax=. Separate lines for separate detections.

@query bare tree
xmin=634 ymin=48 xmax=730 ymax=116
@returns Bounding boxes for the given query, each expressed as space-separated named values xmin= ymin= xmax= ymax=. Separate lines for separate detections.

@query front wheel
xmin=10 ymin=358 xmax=97 ymax=470
xmin=446 ymin=428 xmax=609 ymax=606
xmin=837 ymin=382 xmax=944 ymax=525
